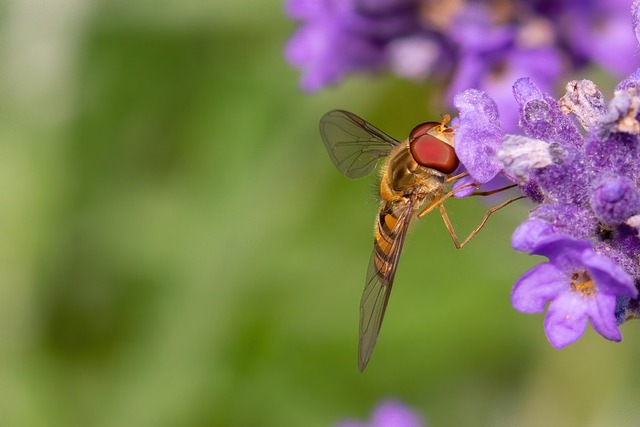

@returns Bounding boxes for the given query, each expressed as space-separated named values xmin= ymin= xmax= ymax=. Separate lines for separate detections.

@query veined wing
xmin=358 ymin=198 xmax=416 ymax=372
xmin=319 ymin=110 xmax=400 ymax=179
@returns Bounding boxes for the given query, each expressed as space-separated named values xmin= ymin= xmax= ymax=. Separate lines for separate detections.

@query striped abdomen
xmin=372 ymin=201 xmax=406 ymax=280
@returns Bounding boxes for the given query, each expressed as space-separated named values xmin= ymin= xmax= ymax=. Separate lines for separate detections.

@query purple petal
xmin=513 ymin=77 xmax=544 ymax=107
xmin=511 ymin=218 xmax=554 ymax=252
xmin=511 ymin=263 xmax=566 ymax=313
xmin=453 ymin=89 xmax=504 ymax=183
xmin=530 ymin=235 xmax=591 ymax=269
xmin=544 ymin=292 xmax=589 ymax=348
xmin=512 ymin=77 xmax=582 ymax=147
xmin=451 ymin=175 xmax=477 ymax=198
xmin=454 ymin=88 xmax=500 ymax=121
xmin=371 ymin=400 xmax=424 ymax=427
xmin=588 ymin=293 xmax=622 ymax=342
xmin=581 ymin=250 xmax=637 ymax=298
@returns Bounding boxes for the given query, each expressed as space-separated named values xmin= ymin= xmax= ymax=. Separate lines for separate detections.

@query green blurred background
xmin=2 ymin=1 xmax=640 ymax=426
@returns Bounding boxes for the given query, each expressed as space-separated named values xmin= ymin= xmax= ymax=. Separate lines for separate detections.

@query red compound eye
xmin=408 ymin=121 xmax=440 ymax=140
xmin=410 ymin=133 xmax=459 ymax=174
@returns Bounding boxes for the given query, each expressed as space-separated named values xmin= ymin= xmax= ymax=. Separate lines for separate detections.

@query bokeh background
xmin=2 ymin=1 xmax=640 ymax=426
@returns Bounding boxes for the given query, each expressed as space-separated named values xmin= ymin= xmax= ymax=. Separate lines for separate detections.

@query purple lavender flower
xmin=450 ymin=4 xmax=640 ymax=346
xmin=286 ymin=0 xmax=637 ymax=129
xmin=511 ymin=234 xmax=636 ymax=348
xmin=454 ymin=74 xmax=640 ymax=345
xmin=337 ymin=400 xmax=425 ymax=427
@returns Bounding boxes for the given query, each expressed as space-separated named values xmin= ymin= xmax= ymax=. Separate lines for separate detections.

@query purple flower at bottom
xmin=511 ymin=234 xmax=637 ymax=348
xmin=337 ymin=400 xmax=425 ymax=427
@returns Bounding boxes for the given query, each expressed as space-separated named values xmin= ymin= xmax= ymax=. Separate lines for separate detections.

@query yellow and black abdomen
xmin=373 ymin=202 xmax=401 ymax=277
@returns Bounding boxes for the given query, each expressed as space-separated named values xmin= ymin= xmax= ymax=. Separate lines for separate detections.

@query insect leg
xmin=418 ymin=182 xmax=519 ymax=219
xmin=439 ymin=196 xmax=526 ymax=249
xmin=468 ymin=184 xmax=518 ymax=197
xmin=445 ymin=171 xmax=468 ymax=183
xmin=416 ymin=182 xmax=479 ymax=219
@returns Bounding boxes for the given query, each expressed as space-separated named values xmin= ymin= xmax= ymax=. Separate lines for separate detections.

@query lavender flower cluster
xmin=453 ymin=59 xmax=640 ymax=346
xmin=293 ymin=0 xmax=640 ymax=350
xmin=286 ymin=0 xmax=635 ymax=127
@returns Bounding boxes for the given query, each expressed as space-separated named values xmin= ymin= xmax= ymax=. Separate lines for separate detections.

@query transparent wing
xmin=358 ymin=201 xmax=416 ymax=372
xmin=319 ymin=110 xmax=400 ymax=179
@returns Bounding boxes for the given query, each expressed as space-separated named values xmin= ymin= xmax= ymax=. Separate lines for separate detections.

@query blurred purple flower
xmin=558 ymin=0 xmax=637 ymax=77
xmin=285 ymin=0 xmax=419 ymax=91
xmin=337 ymin=400 xmax=425 ymax=427
xmin=511 ymin=234 xmax=637 ymax=348
xmin=285 ymin=0 xmax=637 ymax=129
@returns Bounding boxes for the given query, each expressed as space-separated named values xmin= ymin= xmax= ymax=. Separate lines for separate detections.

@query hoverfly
xmin=320 ymin=110 xmax=519 ymax=371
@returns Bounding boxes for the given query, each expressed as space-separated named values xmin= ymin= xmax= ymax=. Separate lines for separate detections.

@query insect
xmin=320 ymin=110 xmax=519 ymax=371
